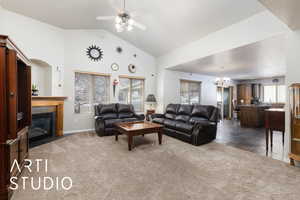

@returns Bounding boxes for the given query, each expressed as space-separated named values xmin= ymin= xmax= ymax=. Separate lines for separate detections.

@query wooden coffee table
xmin=115 ymin=121 xmax=164 ymax=151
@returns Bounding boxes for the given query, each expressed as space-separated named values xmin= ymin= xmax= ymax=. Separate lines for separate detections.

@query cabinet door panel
xmin=25 ymin=66 xmax=32 ymax=126
xmin=8 ymin=139 xmax=19 ymax=177
xmin=0 ymin=47 xmax=7 ymax=142
xmin=6 ymin=50 xmax=18 ymax=139
xmin=18 ymin=128 xmax=28 ymax=164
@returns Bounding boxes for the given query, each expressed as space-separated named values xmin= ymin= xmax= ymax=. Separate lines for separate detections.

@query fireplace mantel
xmin=32 ymin=96 xmax=67 ymax=136
xmin=32 ymin=96 xmax=67 ymax=101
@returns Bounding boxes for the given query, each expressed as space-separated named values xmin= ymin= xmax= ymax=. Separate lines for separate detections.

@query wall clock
xmin=86 ymin=45 xmax=103 ymax=61
xmin=128 ymin=64 xmax=136 ymax=73
xmin=111 ymin=63 xmax=119 ymax=71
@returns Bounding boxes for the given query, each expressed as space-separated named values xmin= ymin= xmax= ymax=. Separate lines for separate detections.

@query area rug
xmin=12 ymin=132 xmax=300 ymax=200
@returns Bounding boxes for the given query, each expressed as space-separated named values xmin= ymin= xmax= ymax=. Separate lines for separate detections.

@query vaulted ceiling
xmin=1 ymin=0 xmax=265 ymax=56
xmin=170 ymin=34 xmax=287 ymax=80
xmin=259 ymin=0 xmax=300 ymax=30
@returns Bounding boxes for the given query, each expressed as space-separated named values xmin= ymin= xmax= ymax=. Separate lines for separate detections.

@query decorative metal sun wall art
xmin=86 ymin=45 xmax=103 ymax=61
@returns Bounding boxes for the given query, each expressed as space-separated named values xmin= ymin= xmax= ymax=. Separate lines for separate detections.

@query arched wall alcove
xmin=30 ymin=59 xmax=52 ymax=96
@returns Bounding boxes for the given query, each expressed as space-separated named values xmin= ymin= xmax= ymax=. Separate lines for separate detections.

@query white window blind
xmin=263 ymin=85 xmax=286 ymax=103
xmin=180 ymin=80 xmax=201 ymax=104
xmin=74 ymin=72 xmax=110 ymax=113
xmin=277 ymin=85 xmax=286 ymax=103
xmin=118 ymin=77 xmax=144 ymax=112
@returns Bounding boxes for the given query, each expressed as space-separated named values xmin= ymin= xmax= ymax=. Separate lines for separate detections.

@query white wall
xmin=31 ymin=61 xmax=52 ymax=96
xmin=63 ymin=30 xmax=157 ymax=133
xmin=285 ymin=29 xmax=300 ymax=165
xmin=1 ymin=9 xmax=64 ymax=96
xmin=156 ymin=68 xmax=218 ymax=113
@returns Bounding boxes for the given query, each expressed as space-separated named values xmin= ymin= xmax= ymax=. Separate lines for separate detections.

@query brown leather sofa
xmin=94 ymin=103 xmax=145 ymax=136
xmin=151 ymin=104 xmax=219 ymax=146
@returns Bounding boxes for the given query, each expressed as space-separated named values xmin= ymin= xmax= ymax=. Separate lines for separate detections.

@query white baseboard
xmin=63 ymin=129 xmax=95 ymax=135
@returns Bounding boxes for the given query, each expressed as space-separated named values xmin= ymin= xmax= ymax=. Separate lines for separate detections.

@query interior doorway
xmin=217 ymin=86 xmax=233 ymax=120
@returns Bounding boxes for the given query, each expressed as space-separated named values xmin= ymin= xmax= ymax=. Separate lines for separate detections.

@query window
xmin=74 ymin=72 xmax=110 ymax=113
xmin=118 ymin=76 xmax=145 ymax=112
xmin=180 ymin=80 xmax=201 ymax=104
xmin=263 ymin=85 xmax=286 ymax=103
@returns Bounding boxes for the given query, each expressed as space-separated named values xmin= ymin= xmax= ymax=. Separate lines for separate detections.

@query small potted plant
xmin=32 ymin=84 xmax=39 ymax=96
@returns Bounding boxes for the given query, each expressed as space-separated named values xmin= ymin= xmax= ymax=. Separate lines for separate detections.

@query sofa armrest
xmin=134 ymin=113 xmax=145 ymax=120
xmin=191 ymin=122 xmax=217 ymax=146
xmin=209 ymin=107 xmax=220 ymax=123
xmin=151 ymin=113 xmax=165 ymax=119
xmin=94 ymin=116 xmax=105 ymax=136
xmin=94 ymin=116 xmax=103 ymax=120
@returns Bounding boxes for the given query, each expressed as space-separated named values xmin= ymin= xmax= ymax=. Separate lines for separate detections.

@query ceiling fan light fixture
xmin=128 ymin=19 xmax=134 ymax=25
xmin=115 ymin=23 xmax=123 ymax=32
xmin=215 ymin=77 xmax=231 ymax=87
xmin=96 ymin=0 xmax=146 ymax=32
xmin=127 ymin=25 xmax=133 ymax=31
xmin=115 ymin=16 xmax=122 ymax=24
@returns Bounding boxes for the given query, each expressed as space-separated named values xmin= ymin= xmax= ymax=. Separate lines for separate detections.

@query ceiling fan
xmin=96 ymin=0 xmax=146 ymax=32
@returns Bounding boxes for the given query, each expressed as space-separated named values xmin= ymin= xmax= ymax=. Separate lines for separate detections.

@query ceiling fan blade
xmin=96 ymin=16 xmax=115 ymax=20
xmin=129 ymin=11 xmax=140 ymax=17
xmin=131 ymin=20 xmax=146 ymax=30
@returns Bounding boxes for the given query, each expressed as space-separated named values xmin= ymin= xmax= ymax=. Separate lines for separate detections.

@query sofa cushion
xmin=99 ymin=104 xmax=117 ymax=114
xmin=165 ymin=104 xmax=179 ymax=114
xmin=165 ymin=113 xmax=177 ymax=120
xmin=118 ymin=104 xmax=135 ymax=119
xmin=118 ymin=104 xmax=134 ymax=113
xmin=175 ymin=115 xmax=190 ymax=122
xmin=178 ymin=105 xmax=193 ymax=115
xmin=104 ymin=119 xmax=122 ymax=128
xmin=175 ymin=105 xmax=192 ymax=122
xmin=191 ymin=105 xmax=214 ymax=119
xmin=174 ymin=122 xmax=194 ymax=133
xmin=152 ymin=118 xmax=165 ymax=124
xmin=189 ymin=117 xmax=208 ymax=124
xmin=164 ymin=119 xmax=177 ymax=129
xmin=119 ymin=113 xmax=134 ymax=119
xmin=101 ymin=113 xmax=118 ymax=120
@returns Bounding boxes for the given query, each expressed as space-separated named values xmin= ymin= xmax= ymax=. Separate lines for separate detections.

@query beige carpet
xmin=12 ymin=132 xmax=300 ymax=200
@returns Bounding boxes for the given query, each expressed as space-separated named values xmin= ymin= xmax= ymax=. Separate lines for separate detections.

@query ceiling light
xmin=128 ymin=19 xmax=134 ymax=25
xmin=127 ymin=25 xmax=133 ymax=31
xmin=215 ymin=77 xmax=231 ymax=87
xmin=115 ymin=16 xmax=122 ymax=24
xmin=96 ymin=0 xmax=146 ymax=32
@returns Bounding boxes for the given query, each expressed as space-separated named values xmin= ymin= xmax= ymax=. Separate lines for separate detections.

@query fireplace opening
xmin=30 ymin=106 xmax=57 ymax=148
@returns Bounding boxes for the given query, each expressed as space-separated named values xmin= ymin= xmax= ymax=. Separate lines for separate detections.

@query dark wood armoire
xmin=0 ymin=35 xmax=31 ymax=200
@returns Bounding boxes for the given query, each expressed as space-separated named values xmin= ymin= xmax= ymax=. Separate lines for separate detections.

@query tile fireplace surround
xmin=31 ymin=96 xmax=67 ymax=137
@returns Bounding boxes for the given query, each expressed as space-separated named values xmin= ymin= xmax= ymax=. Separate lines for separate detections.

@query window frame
xmin=263 ymin=84 xmax=286 ymax=104
xmin=74 ymin=71 xmax=111 ymax=114
xmin=180 ymin=79 xmax=202 ymax=105
xmin=118 ymin=75 xmax=145 ymax=112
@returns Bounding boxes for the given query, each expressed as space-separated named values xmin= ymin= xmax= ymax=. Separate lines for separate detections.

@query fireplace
xmin=30 ymin=106 xmax=57 ymax=147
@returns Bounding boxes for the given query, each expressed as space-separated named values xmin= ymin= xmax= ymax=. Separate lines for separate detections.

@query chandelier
xmin=215 ymin=77 xmax=231 ymax=87
xmin=115 ymin=13 xmax=134 ymax=32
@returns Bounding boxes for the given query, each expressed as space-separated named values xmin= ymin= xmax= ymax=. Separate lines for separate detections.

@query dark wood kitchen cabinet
xmin=0 ymin=35 xmax=31 ymax=200
xmin=237 ymin=84 xmax=252 ymax=105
